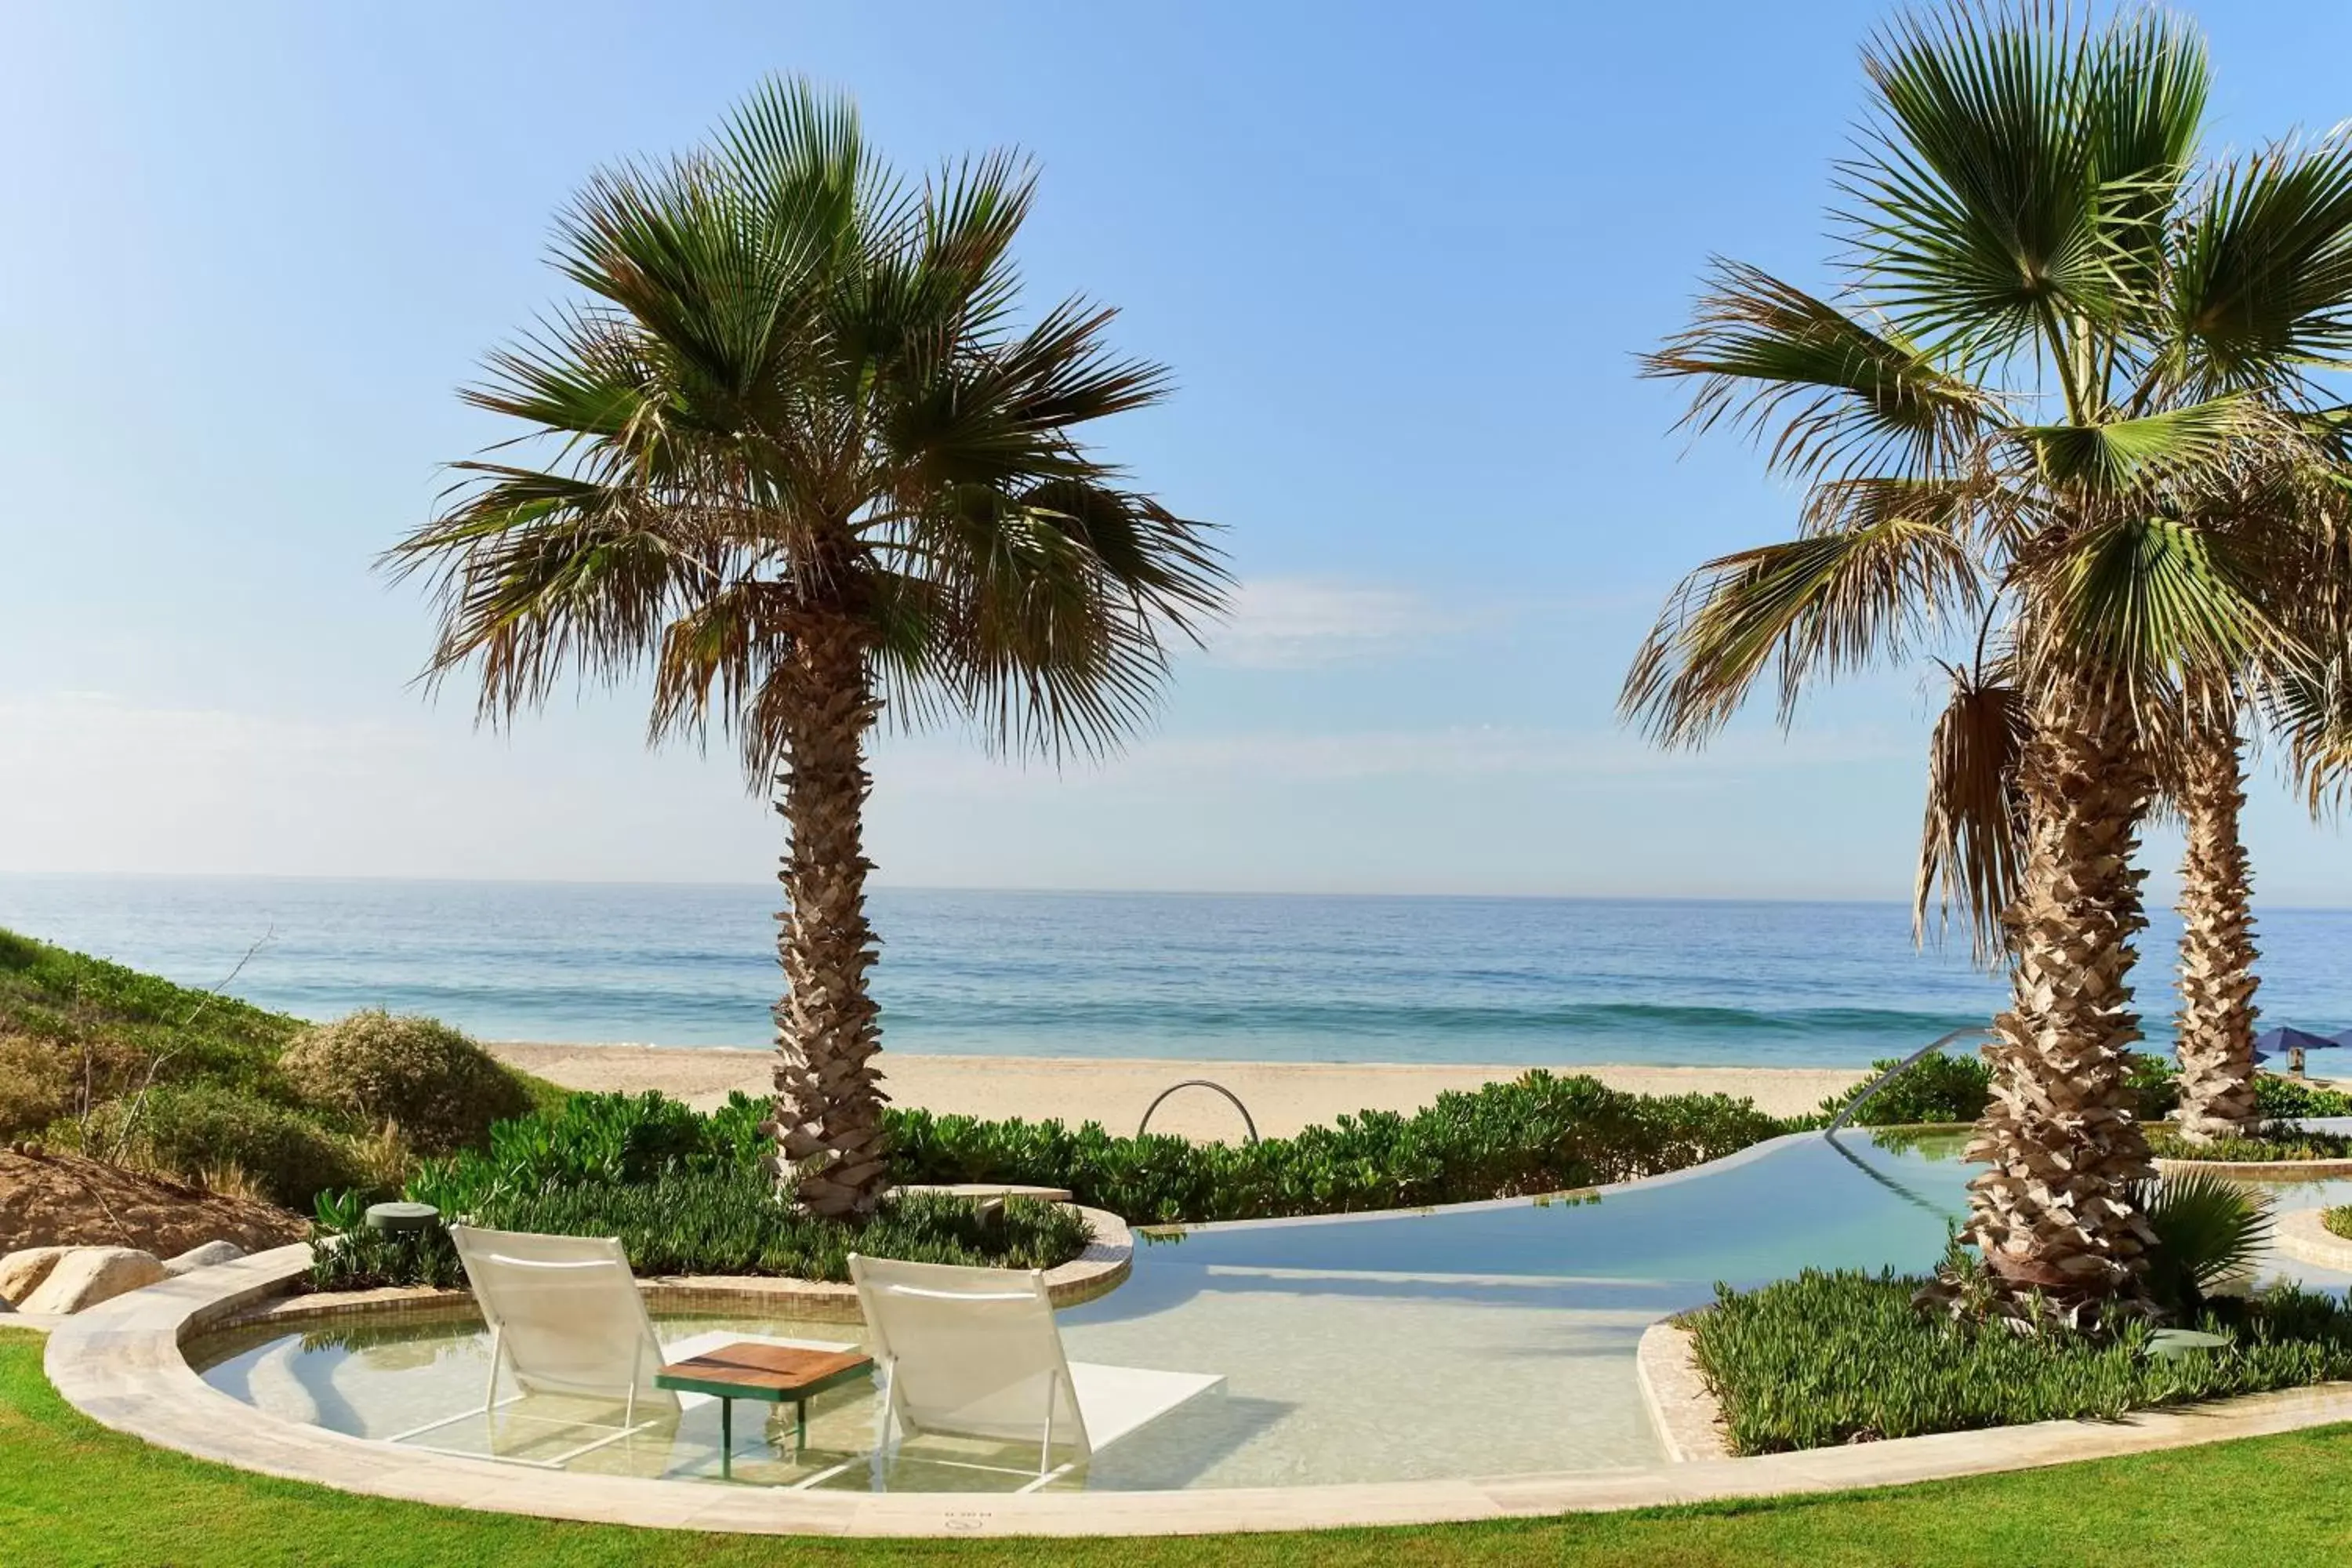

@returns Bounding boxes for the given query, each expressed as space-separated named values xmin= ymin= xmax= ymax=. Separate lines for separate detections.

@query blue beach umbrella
xmin=2254 ymin=1025 xmax=2339 ymax=1072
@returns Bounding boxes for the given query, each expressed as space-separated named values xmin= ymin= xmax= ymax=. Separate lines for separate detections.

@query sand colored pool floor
xmin=187 ymin=1133 xmax=2006 ymax=1490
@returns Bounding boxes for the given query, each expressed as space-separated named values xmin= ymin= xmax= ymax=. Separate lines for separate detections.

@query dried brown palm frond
xmin=1915 ymin=653 xmax=2028 ymax=967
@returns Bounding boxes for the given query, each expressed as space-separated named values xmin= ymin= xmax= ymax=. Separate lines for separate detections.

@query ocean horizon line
xmin=7 ymin=870 xmax=2350 ymax=914
xmin=8 ymin=879 xmax=2351 ymax=1069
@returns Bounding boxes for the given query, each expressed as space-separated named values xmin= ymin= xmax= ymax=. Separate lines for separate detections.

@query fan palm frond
xmin=1842 ymin=2 xmax=2205 ymax=369
xmin=1642 ymin=261 xmax=2000 ymax=481
xmin=1622 ymin=515 xmax=1984 ymax=746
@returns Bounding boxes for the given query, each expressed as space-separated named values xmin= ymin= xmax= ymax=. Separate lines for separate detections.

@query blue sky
xmin=5 ymin=0 xmax=2352 ymax=902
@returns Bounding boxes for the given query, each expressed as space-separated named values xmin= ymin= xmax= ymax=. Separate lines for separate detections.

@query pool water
xmin=187 ymin=1133 xmax=2352 ymax=1493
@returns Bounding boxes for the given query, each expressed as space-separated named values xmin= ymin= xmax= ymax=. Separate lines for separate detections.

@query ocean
xmin=4 ymin=876 xmax=2350 ymax=1069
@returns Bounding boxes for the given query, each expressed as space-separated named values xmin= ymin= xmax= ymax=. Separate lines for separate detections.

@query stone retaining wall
xmin=223 ymin=1205 xmax=1132 ymax=1330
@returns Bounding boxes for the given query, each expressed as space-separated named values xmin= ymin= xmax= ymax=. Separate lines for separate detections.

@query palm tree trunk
xmin=1962 ymin=668 xmax=2157 ymax=1301
xmin=2172 ymin=720 xmax=2260 ymax=1142
xmin=765 ymin=618 xmax=891 ymax=1219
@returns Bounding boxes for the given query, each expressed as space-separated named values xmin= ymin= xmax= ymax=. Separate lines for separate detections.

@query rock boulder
xmin=17 ymin=1247 xmax=167 ymax=1315
xmin=0 ymin=1246 xmax=72 ymax=1305
xmin=162 ymin=1240 xmax=247 ymax=1277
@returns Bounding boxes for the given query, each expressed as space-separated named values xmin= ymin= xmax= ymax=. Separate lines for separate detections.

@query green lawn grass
xmin=7 ymin=1330 xmax=2352 ymax=1566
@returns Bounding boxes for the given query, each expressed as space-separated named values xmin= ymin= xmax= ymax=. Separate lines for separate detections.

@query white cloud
xmin=1123 ymin=725 xmax=1914 ymax=782
xmin=0 ymin=691 xmax=771 ymax=881
xmin=872 ymin=720 xmax=1918 ymax=796
xmin=1206 ymin=579 xmax=1467 ymax=669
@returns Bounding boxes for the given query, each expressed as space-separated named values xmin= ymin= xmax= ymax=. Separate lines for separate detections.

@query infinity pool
xmin=186 ymin=1132 xmax=2352 ymax=1492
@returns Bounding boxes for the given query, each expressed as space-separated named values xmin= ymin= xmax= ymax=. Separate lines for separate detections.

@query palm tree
xmin=2168 ymin=443 xmax=2352 ymax=1139
xmin=1623 ymin=3 xmax=2352 ymax=1301
xmin=2167 ymin=691 xmax=2265 ymax=1138
xmin=387 ymin=80 xmax=1229 ymax=1218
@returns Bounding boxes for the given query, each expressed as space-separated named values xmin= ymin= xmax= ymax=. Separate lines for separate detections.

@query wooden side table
xmin=655 ymin=1341 xmax=876 ymax=1480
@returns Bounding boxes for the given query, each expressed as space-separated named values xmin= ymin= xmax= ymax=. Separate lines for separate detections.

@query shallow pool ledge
xmin=2274 ymin=1207 xmax=2352 ymax=1273
xmin=1635 ymin=1324 xmax=1733 ymax=1462
xmin=44 ymin=1204 xmax=2352 ymax=1537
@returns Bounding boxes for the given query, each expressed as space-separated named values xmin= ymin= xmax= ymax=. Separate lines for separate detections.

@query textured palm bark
xmin=2172 ymin=721 xmax=2260 ymax=1142
xmin=764 ymin=618 xmax=891 ymax=1218
xmin=1962 ymin=670 xmax=2157 ymax=1301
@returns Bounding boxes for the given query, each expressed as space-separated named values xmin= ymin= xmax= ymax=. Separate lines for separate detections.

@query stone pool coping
xmin=2153 ymin=1156 xmax=2352 ymax=1180
xmin=51 ymin=1240 xmax=2352 ymax=1538
xmin=38 ymin=1130 xmax=2352 ymax=1538
xmin=1629 ymin=1319 xmax=2352 ymax=1491
xmin=2273 ymin=1206 xmax=2352 ymax=1272
xmin=1632 ymin=1321 xmax=1732 ymax=1462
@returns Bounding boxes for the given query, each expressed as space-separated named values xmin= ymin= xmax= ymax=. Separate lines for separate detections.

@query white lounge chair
xmin=387 ymin=1224 xmax=679 ymax=1468
xmin=848 ymin=1253 xmax=1224 ymax=1491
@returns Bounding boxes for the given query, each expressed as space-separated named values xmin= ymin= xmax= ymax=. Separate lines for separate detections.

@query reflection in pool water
xmin=189 ymin=1131 xmax=2352 ymax=1492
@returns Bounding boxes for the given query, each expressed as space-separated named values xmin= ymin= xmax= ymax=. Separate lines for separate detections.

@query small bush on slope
xmin=281 ymin=1010 xmax=532 ymax=1154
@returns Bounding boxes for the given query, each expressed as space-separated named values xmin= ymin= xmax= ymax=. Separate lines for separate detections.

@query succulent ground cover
xmin=2147 ymin=1126 xmax=2352 ymax=1163
xmin=311 ymin=1179 xmax=1091 ymax=1291
xmin=1688 ymin=1267 xmax=2352 ymax=1454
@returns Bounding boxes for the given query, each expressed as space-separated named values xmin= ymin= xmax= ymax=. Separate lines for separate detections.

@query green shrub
xmin=2127 ymin=1050 xmax=2181 ymax=1119
xmin=280 ymin=1010 xmax=531 ymax=1154
xmin=2132 ymin=1170 xmax=2274 ymax=1317
xmin=328 ymin=1073 xmax=1794 ymax=1234
xmin=2114 ymin=1058 xmax=2350 ymax=1122
xmin=1816 ymin=1051 xmax=1991 ymax=1126
xmin=0 ymin=1033 xmax=74 ymax=1140
xmin=93 ymin=1083 xmax=363 ymax=1208
xmin=391 ymin=1090 xmax=758 ymax=1221
xmin=1813 ymin=1051 xmax=2342 ymax=1130
xmin=2321 ymin=1206 xmax=2352 ymax=1243
xmin=890 ymin=1070 xmax=1790 ymax=1223
xmin=1690 ymin=1268 xmax=2352 ymax=1454
xmin=307 ymin=1177 xmax=1089 ymax=1290
xmin=2254 ymin=1075 xmax=2352 ymax=1118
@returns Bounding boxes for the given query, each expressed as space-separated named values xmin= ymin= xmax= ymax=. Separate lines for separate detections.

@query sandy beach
xmin=489 ymin=1042 xmax=1863 ymax=1141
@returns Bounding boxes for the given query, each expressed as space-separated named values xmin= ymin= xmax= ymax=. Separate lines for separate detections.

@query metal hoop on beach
xmin=1137 ymin=1079 xmax=1261 ymax=1144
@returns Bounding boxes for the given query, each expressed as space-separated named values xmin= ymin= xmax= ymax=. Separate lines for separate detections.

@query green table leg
xmin=795 ymin=1398 xmax=808 ymax=1457
xmin=720 ymin=1397 xmax=733 ymax=1481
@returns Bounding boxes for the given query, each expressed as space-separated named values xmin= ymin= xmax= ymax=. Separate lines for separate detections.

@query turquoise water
xmin=9 ymin=876 xmax=2352 ymax=1068
xmin=187 ymin=1132 xmax=2352 ymax=1489
xmin=190 ymin=1132 xmax=1982 ymax=1487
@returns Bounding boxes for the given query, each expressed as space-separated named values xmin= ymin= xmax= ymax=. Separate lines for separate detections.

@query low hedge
xmin=316 ymin=1073 xmax=1795 ymax=1243
xmin=309 ymin=1178 xmax=1091 ymax=1291
xmin=1816 ymin=1052 xmax=1991 ymax=1125
xmin=889 ymin=1070 xmax=1791 ymax=1223
xmin=2147 ymin=1124 xmax=2352 ymax=1163
xmin=1816 ymin=1047 xmax=2352 ymax=1130
xmin=1687 ymin=1268 xmax=2352 ymax=1454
